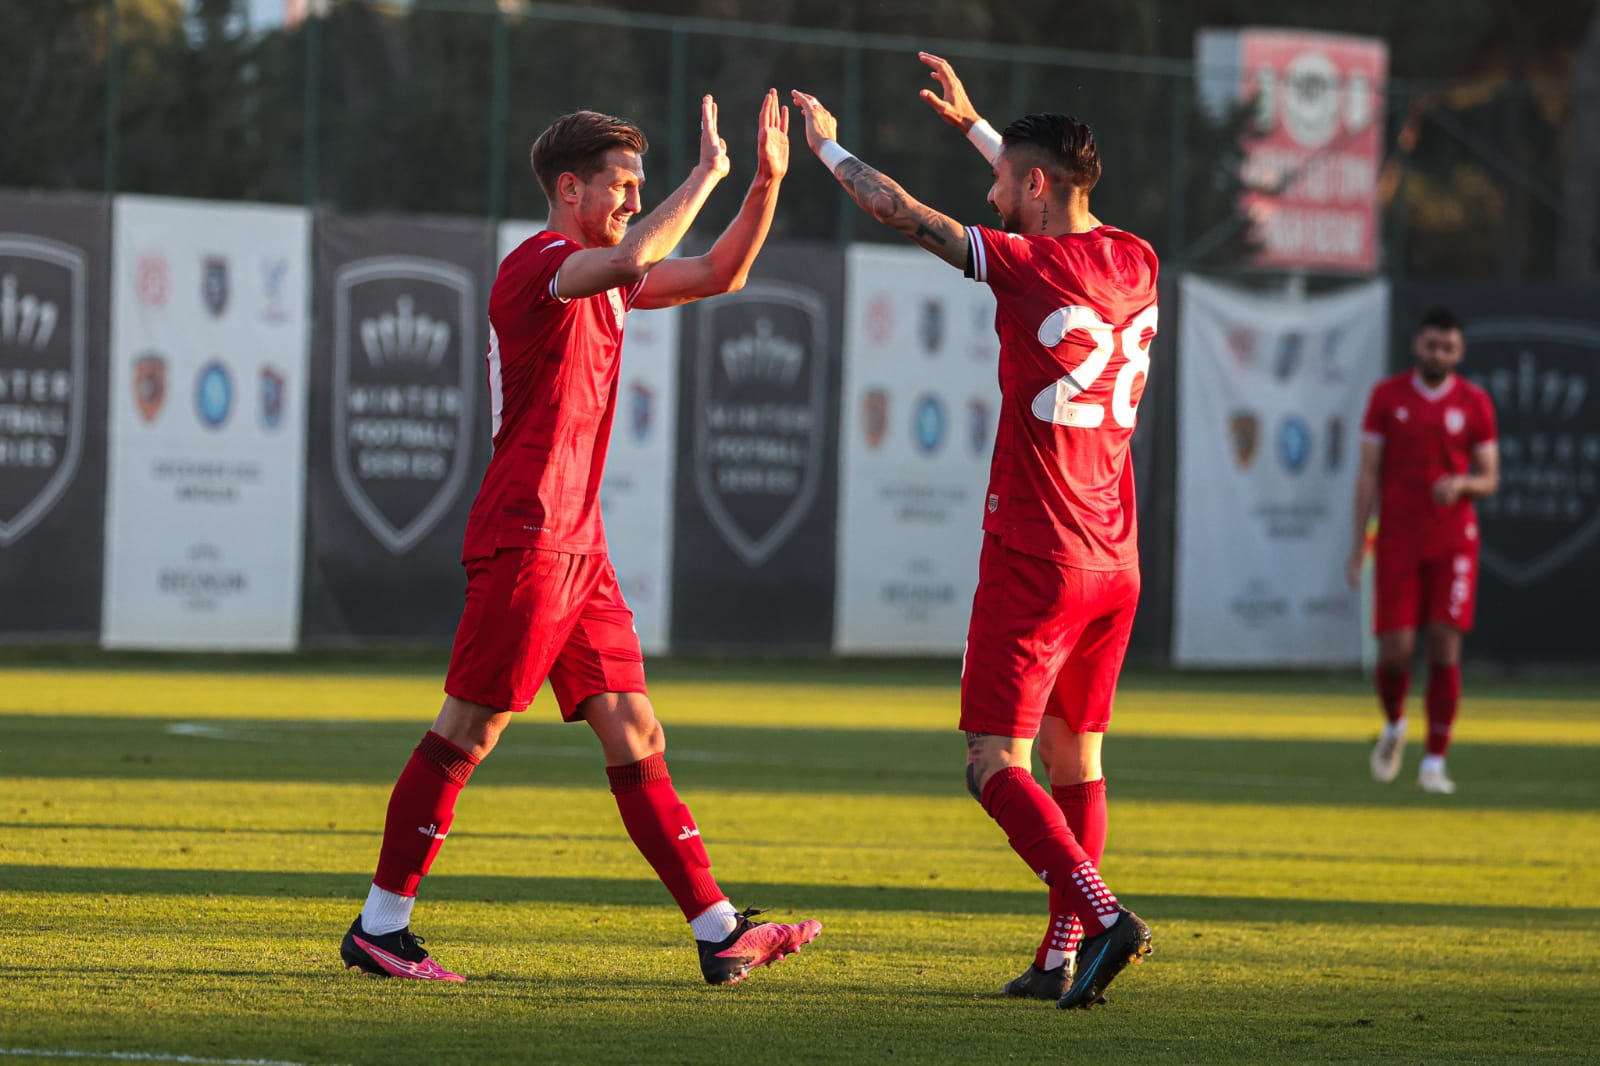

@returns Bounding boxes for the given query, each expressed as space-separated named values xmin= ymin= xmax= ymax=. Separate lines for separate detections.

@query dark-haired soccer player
xmin=339 ymin=91 xmax=821 ymax=984
xmin=790 ymin=53 xmax=1155 ymax=1010
xmin=1347 ymin=307 xmax=1498 ymax=795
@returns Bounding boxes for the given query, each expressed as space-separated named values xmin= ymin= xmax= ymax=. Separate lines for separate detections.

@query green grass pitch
xmin=2 ymin=660 xmax=1596 ymax=1064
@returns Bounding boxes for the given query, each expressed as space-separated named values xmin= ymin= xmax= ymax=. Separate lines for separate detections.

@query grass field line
xmin=0 ymin=1050 xmax=338 ymax=1066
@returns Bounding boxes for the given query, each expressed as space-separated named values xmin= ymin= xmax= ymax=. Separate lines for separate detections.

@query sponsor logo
xmin=201 ymin=255 xmax=229 ymax=318
xmin=260 ymin=257 xmax=290 ymax=323
xmin=1280 ymin=49 xmax=1341 ymax=148
xmin=135 ymin=252 xmax=168 ymax=308
xmin=1228 ymin=410 xmax=1260 ymax=469
xmin=1444 ymin=407 xmax=1465 ymax=435
xmin=133 ymin=352 xmax=167 ymax=423
xmin=1325 ymin=415 xmax=1345 ymax=471
xmin=1227 ymin=326 xmax=1258 ymax=373
xmin=628 ymin=380 xmax=654 ymax=443
xmin=1273 ymin=331 xmax=1305 ymax=381
xmin=967 ymin=396 xmax=991 ymax=456
xmin=606 ymin=287 xmax=625 ymax=329
xmin=864 ymin=295 xmax=893 ymax=347
xmin=1467 ymin=321 xmax=1600 ymax=586
xmin=918 ymin=298 xmax=944 ymax=355
xmin=417 ymin=823 xmax=448 ymax=840
xmin=0 ymin=241 xmax=86 ymax=545
xmin=259 ymin=364 xmax=285 ymax=431
xmin=194 ymin=361 xmax=233 ymax=430
xmin=861 ymin=388 xmax=888 ymax=450
xmin=912 ymin=393 xmax=946 ymax=455
xmin=333 ymin=257 xmax=477 ymax=555
xmin=1278 ymin=414 xmax=1311 ymax=473
xmin=676 ymin=825 xmax=701 ymax=841
xmin=693 ymin=283 xmax=827 ymax=566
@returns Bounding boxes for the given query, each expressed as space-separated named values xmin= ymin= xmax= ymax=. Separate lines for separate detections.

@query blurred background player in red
xmin=1347 ymin=308 xmax=1499 ymax=795
xmin=791 ymin=52 xmax=1156 ymax=1011
xmin=340 ymin=90 xmax=822 ymax=984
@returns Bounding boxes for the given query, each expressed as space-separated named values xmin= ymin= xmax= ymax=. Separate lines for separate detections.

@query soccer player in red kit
xmin=1347 ymin=307 xmax=1499 ymax=795
xmin=792 ymin=53 xmax=1155 ymax=1010
xmin=339 ymin=91 xmax=821 ymax=984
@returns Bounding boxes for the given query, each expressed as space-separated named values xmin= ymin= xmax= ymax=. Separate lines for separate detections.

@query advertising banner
xmin=301 ymin=213 xmax=493 ymax=644
xmin=671 ymin=243 xmax=842 ymax=653
xmin=1399 ymin=284 xmax=1600 ymax=662
xmin=1174 ymin=274 xmax=1387 ymax=665
xmin=102 ymin=196 xmax=310 ymax=650
xmin=497 ymin=219 xmax=678 ymax=655
xmin=0 ymin=191 xmax=110 ymax=639
xmin=1197 ymin=28 xmax=1388 ymax=273
xmin=834 ymin=244 xmax=997 ymax=653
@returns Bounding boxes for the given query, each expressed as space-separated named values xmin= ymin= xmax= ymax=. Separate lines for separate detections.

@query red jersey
xmin=1361 ymin=371 xmax=1497 ymax=560
xmin=965 ymin=224 xmax=1160 ymax=569
xmin=462 ymin=231 xmax=644 ymax=561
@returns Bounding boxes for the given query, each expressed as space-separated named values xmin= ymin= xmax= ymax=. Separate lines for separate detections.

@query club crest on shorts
xmin=332 ymin=256 xmax=476 ymax=555
xmin=133 ymin=352 xmax=167 ymax=423
xmin=0 ymin=237 xmax=87 ymax=546
xmin=1465 ymin=320 xmax=1600 ymax=586
xmin=692 ymin=280 xmax=826 ymax=566
xmin=201 ymin=255 xmax=229 ymax=318
xmin=861 ymin=388 xmax=888 ymax=450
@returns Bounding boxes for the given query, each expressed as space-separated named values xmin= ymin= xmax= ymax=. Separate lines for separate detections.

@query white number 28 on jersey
xmin=1030 ymin=302 xmax=1158 ymax=429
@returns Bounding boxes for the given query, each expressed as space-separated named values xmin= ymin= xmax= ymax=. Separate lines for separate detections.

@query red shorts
xmin=959 ymin=533 xmax=1140 ymax=738
xmin=1374 ymin=546 xmax=1478 ymax=634
xmin=444 ymin=548 xmax=646 ymax=718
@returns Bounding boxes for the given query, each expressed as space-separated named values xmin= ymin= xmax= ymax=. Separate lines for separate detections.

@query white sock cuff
xmin=360 ymin=883 xmax=416 ymax=936
xmin=689 ymin=899 xmax=739 ymax=942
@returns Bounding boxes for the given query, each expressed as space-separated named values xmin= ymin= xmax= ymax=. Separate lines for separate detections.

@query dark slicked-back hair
xmin=529 ymin=110 xmax=648 ymax=200
xmin=1001 ymin=113 xmax=1102 ymax=193
xmin=1417 ymin=306 xmax=1464 ymax=334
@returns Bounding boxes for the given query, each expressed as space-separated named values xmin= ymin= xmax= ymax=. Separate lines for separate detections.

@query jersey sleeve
xmin=492 ymin=234 xmax=581 ymax=313
xmin=964 ymin=225 xmax=1042 ymax=296
xmin=622 ymin=275 xmax=648 ymax=310
xmin=1360 ymin=386 xmax=1388 ymax=443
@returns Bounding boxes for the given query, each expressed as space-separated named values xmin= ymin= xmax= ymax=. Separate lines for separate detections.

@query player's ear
xmin=1027 ymin=167 xmax=1046 ymax=198
xmin=558 ymin=172 xmax=581 ymax=204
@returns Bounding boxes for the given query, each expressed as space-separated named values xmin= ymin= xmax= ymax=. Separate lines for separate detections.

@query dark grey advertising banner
xmin=0 ymin=191 xmax=109 ymax=639
xmin=1399 ymin=283 xmax=1600 ymax=663
xmin=302 ymin=213 xmax=493 ymax=644
xmin=671 ymin=243 xmax=843 ymax=653
xmin=1127 ymin=275 xmax=1178 ymax=660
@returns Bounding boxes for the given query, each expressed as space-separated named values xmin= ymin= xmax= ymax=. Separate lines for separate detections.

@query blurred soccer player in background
xmin=1348 ymin=308 xmax=1499 ymax=795
xmin=791 ymin=53 xmax=1156 ymax=1010
xmin=339 ymin=90 xmax=822 ymax=984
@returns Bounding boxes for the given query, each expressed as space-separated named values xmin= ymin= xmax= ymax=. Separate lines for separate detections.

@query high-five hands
xmin=917 ymin=51 xmax=980 ymax=130
xmin=788 ymin=90 xmax=839 ymax=155
xmin=756 ymin=88 xmax=791 ymax=181
xmin=699 ymin=94 xmax=731 ymax=180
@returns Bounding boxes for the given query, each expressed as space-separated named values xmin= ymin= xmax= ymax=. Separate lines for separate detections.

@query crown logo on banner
xmin=719 ymin=316 xmax=803 ymax=386
xmin=0 ymin=273 xmax=60 ymax=350
xmin=359 ymin=295 xmax=451 ymax=368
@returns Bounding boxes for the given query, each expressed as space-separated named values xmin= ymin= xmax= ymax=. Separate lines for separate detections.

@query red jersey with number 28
xmin=965 ymin=224 xmax=1160 ymax=569
xmin=1360 ymin=371 xmax=1497 ymax=561
xmin=461 ymin=230 xmax=645 ymax=561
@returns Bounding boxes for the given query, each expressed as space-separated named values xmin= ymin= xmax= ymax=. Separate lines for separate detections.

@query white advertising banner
xmin=497 ymin=220 xmax=677 ymax=654
xmin=103 ymin=196 xmax=311 ymax=649
xmin=1173 ymin=274 xmax=1387 ymax=665
xmin=834 ymin=244 xmax=998 ymax=654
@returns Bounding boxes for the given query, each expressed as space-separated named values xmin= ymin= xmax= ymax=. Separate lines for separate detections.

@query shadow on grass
xmin=5 ymin=714 xmax=1597 ymax=810
xmin=5 ymin=865 xmax=1597 ymax=931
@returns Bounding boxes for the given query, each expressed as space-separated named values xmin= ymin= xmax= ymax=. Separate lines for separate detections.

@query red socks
xmin=980 ymin=766 xmax=1119 ymax=931
xmin=1035 ymin=778 xmax=1108 ymax=968
xmin=1377 ymin=666 xmax=1410 ymax=725
xmin=1425 ymin=663 xmax=1461 ymax=757
xmin=607 ymin=753 xmax=726 ymax=920
xmin=373 ymin=731 xmax=479 ymax=896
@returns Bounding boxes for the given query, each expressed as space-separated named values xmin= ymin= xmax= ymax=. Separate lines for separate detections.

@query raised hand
xmin=755 ymin=88 xmax=790 ymax=181
xmin=788 ymin=90 xmax=838 ymax=155
xmin=699 ymin=94 xmax=731 ymax=180
xmin=917 ymin=51 xmax=980 ymax=130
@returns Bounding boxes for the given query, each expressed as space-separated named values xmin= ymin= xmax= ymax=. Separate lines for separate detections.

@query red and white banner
xmin=1198 ymin=28 xmax=1388 ymax=274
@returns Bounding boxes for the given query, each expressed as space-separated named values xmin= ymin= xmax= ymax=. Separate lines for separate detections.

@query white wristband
xmin=966 ymin=118 xmax=1002 ymax=163
xmin=818 ymin=139 xmax=855 ymax=176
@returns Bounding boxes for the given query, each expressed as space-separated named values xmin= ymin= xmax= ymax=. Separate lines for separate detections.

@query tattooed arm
xmin=791 ymin=89 xmax=970 ymax=270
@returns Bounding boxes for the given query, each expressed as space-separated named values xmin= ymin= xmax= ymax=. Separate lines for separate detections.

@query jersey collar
xmin=1409 ymin=371 xmax=1457 ymax=403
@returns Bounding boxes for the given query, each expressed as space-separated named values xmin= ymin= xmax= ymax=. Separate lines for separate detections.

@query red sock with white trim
xmin=1036 ymin=778 xmax=1108 ymax=969
xmin=1425 ymin=663 xmax=1461 ymax=757
xmin=370 ymin=731 xmax=479 ymax=909
xmin=607 ymin=753 xmax=727 ymax=922
xmin=980 ymin=766 xmax=1120 ymax=931
xmin=1377 ymin=666 xmax=1410 ymax=726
